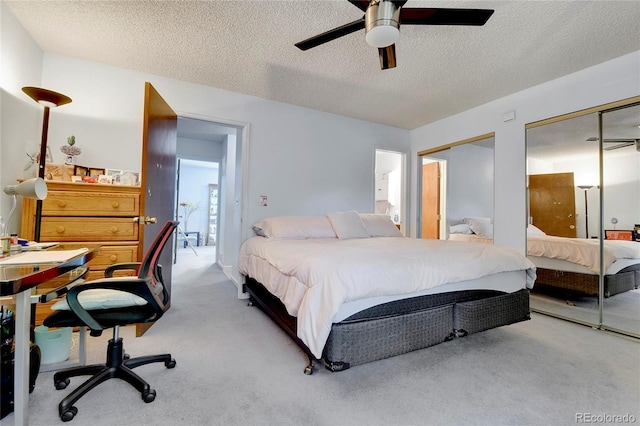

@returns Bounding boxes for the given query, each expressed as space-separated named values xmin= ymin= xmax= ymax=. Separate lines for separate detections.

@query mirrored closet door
xmin=601 ymin=103 xmax=640 ymax=336
xmin=526 ymin=98 xmax=639 ymax=338
xmin=418 ymin=133 xmax=495 ymax=242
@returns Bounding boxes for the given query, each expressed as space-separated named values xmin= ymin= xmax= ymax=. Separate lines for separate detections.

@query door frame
xmin=373 ymin=148 xmax=408 ymax=234
xmin=175 ymin=111 xmax=251 ymax=297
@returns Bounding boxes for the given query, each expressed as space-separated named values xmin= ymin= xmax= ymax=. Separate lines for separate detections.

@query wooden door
xmin=137 ymin=82 xmax=177 ymax=336
xmin=421 ymin=161 xmax=440 ymax=239
xmin=529 ymin=172 xmax=577 ymax=238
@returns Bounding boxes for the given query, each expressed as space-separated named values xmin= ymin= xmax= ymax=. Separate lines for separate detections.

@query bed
xmin=239 ymin=212 xmax=536 ymax=374
xmin=448 ymin=219 xmax=640 ymax=298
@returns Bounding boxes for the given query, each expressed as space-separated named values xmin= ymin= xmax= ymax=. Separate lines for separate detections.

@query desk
xmin=182 ymin=231 xmax=200 ymax=247
xmin=0 ymin=246 xmax=96 ymax=425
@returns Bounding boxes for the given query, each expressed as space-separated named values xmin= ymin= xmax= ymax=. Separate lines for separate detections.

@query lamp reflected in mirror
xmin=577 ymin=185 xmax=594 ymax=238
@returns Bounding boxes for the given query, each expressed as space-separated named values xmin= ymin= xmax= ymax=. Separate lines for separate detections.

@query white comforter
xmin=449 ymin=233 xmax=640 ymax=273
xmin=527 ymin=235 xmax=640 ymax=273
xmin=239 ymin=237 xmax=536 ymax=358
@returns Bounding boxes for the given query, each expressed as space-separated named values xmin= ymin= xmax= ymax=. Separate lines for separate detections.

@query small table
xmin=0 ymin=245 xmax=97 ymax=425
xmin=183 ymin=231 xmax=200 ymax=247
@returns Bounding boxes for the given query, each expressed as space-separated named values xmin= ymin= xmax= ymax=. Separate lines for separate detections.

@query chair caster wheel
xmin=142 ymin=389 xmax=156 ymax=403
xmin=304 ymin=365 xmax=313 ymax=375
xmin=60 ymin=406 xmax=77 ymax=422
xmin=55 ymin=378 xmax=70 ymax=390
xmin=123 ymin=353 xmax=130 ymax=360
xmin=165 ymin=358 xmax=176 ymax=369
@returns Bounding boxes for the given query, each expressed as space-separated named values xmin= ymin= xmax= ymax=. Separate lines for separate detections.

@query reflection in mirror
xmin=375 ymin=149 xmax=404 ymax=232
xmin=526 ymin=101 xmax=640 ymax=337
xmin=419 ymin=134 xmax=494 ymax=242
xmin=601 ymin=103 xmax=640 ymax=336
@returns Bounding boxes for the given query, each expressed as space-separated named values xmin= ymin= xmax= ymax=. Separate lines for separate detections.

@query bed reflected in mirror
xmin=418 ymin=133 xmax=494 ymax=242
xmin=526 ymin=100 xmax=640 ymax=337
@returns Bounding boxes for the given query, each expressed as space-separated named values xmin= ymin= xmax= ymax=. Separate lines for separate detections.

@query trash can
xmin=34 ymin=326 xmax=72 ymax=364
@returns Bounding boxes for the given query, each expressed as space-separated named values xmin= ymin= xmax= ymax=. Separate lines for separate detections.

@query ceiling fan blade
xmin=295 ymin=18 xmax=365 ymax=50
xmin=604 ymin=142 xmax=635 ymax=151
xmin=400 ymin=8 xmax=494 ymax=26
xmin=378 ymin=44 xmax=397 ymax=70
xmin=347 ymin=0 xmax=371 ymax=12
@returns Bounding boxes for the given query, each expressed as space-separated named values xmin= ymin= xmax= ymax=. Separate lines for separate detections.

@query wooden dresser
xmin=21 ymin=181 xmax=141 ymax=326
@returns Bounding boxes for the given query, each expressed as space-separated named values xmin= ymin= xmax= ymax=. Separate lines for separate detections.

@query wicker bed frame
xmin=532 ymin=265 xmax=640 ymax=298
xmin=244 ymin=277 xmax=531 ymax=374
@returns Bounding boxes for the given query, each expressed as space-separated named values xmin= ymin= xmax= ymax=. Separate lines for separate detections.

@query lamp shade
xmin=22 ymin=87 xmax=72 ymax=108
xmin=4 ymin=178 xmax=48 ymax=200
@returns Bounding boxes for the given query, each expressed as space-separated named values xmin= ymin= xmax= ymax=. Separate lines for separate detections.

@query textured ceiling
xmin=5 ymin=0 xmax=640 ymax=130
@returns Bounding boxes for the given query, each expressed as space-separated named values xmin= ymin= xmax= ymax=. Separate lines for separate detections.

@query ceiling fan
xmin=586 ymin=137 xmax=640 ymax=151
xmin=294 ymin=0 xmax=494 ymax=70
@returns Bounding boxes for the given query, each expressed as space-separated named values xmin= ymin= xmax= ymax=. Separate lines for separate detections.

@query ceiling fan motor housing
xmin=365 ymin=1 xmax=401 ymax=47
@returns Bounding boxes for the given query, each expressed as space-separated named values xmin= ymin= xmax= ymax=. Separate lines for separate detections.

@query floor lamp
xmin=577 ymin=185 xmax=593 ymax=238
xmin=22 ymin=87 xmax=72 ymax=241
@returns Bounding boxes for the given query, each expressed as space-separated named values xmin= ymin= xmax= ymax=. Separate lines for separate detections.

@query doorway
xmin=175 ymin=158 xmax=220 ymax=255
xmin=374 ymin=149 xmax=405 ymax=232
xmin=174 ymin=115 xmax=249 ymax=297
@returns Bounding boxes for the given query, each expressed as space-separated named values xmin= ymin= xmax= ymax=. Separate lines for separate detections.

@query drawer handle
xmin=109 ymin=226 xmax=118 ymax=234
xmin=111 ymin=202 xmax=119 ymax=209
xmin=109 ymin=254 xmax=117 ymax=262
xmin=56 ymin=226 xmax=65 ymax=234
xmin=57 ymin=200 xmax=67 ymax=208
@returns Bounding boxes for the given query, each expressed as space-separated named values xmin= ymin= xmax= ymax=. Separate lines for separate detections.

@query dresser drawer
xmin=39 ymin=218 xmax=139 ymax=242
xmin=42 ymin=191 xmax=139 ymax=217
xmin=90 ymin=245 xmax=138 ymax=269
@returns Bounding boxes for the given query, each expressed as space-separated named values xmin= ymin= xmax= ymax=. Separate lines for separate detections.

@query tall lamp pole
xmin=577 ymin=185 xmax=594 ymax=238
xmin=22 ymin=87 xmax=72 ymax=241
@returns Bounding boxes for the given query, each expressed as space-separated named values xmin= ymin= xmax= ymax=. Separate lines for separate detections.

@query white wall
xmin=410 ymin=51 xmax=640 ymax=255
xmin=177 ymin=161 xmax=218 ymax=241
xmin=0 ymin=2 xmax=43 ymax=228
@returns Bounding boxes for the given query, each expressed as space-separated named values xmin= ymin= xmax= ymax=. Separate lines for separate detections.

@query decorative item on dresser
xmin=21 ymin=181 xmax=141 ymax=327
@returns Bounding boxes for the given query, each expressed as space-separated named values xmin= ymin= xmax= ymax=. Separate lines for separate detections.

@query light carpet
xmin=5 ymin=246 xmax=639 ymax=425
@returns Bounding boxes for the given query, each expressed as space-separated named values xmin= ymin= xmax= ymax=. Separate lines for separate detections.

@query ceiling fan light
xmin=366 ymin=25 xmax=399 ymax=48
xmin=365 ymin=0 xmax=400 ymax=48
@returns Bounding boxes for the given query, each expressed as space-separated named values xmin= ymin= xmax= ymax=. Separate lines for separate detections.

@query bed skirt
xmin=244 ymin=277 xmax=530 ymax=373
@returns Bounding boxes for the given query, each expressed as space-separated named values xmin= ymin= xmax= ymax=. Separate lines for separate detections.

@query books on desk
xmin=0 ymin=248 xmax=88 ymax=265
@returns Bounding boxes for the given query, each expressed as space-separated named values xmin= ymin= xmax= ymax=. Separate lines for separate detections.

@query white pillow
xmin=327 ymin=211 xmax=370 ymax=239
xmin=464 ymin=217 xmax=493 ymax=237
xmin=359 ymin=214 xmax=403 ymax=237
xmin=449 ymin=223 xmax=473 ymax=234
xmin=252 ymin=216 xmax=337 ymax=239
xmin=527 ymin=224 xmax=546 ymax=236
xmin=51 ymin=288 xmax=147 ymax=311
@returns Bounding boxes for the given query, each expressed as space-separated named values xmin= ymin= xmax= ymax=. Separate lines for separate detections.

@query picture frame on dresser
xmin=105 ymin=168 xmax=123 ymax=184
xmin=121 ymin=170 xmax=140 ymax=186
xmin=74 ymin=165 xmax=89 ymax=177
xmin=88 ymin=167 xmax=105 ymax=178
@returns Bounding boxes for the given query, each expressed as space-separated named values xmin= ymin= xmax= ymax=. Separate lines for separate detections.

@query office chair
xmin=43 ymin=220 xmax=179 ymax=422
